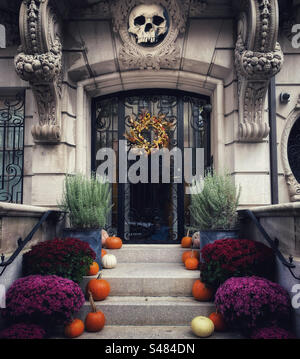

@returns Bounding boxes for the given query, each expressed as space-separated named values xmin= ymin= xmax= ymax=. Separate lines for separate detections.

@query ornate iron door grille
xmin=92 ymin=90 xmax=210 ymax=243
xmin=0 ymin=92 xmax=25 ymax=203
xmin=288 ymin=117 xmax=300 ymax=184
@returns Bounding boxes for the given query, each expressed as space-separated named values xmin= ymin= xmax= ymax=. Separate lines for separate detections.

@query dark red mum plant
xmin=23 ymin=237 xmax=96 ymax=283
xmin=200 ymin=238 xmax=275 ymax=290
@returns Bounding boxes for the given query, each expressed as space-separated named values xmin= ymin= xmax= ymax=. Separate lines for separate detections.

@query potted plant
xmin=59 ymin=173 xmax=112 ymax=264
xmin=189 ymin=170 xmax=241 ymax=252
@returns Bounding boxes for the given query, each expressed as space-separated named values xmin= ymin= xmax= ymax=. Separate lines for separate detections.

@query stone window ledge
xmin=246 ymin=202 xmax=300 ymax=218
xmin=0 ymin=202 xmax=56 ymax=218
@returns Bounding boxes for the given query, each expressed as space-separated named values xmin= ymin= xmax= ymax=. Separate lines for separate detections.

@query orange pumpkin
xmin=106 ymin=236 xmax=123 ymax=249
xmin=85 ymin=291 xmax=106 ymax=332
xmin=185 ymin=257 xmax=199 ymax=270
xmin=181 ymin=230 xmax=192 ymax=248
xmin=86 ymin=272 xmax=110 ymax=301
xmin=64 ymin=318 xmax=84 ymax=338
xmin=101 ymin=249 xmax=107 ymax=258
xmin=192 ymin=279 xmax=213 ymax=301
xmin=87 ymin=261 xmax=99 ymax=276
xmin=209 ymin=312 xmax=227 ymax=332
xmin=182 ymin=250 xmax=200 ymax=264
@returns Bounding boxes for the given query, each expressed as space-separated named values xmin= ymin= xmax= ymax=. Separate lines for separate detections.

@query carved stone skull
xmin=128 ymin=4 xmax=168 ymax=45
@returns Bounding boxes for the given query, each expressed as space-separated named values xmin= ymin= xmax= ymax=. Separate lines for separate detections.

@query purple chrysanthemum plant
xmin=1 ymin=275 xmax=85 ymax=327
xmin=215 ymin=276 xmax=292 ymax=333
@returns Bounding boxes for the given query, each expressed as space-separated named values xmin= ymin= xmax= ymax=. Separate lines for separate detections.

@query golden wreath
xmin=125 ymin=112 xmax=174 ymax=154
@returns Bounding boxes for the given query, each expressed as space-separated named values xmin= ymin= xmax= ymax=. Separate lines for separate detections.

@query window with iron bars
xmin=0 ymin=92 xmax=25 ymax=203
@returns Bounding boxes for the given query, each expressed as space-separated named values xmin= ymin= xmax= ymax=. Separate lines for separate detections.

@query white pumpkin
xmin=192 ymin=232 xmax=200 ymax=249
xmin=102 ymin=254 xmax=117 ymax=269
xmin=191 ymin=316 xmax=214 ymax=338
xmin=101 ymin=229 xmax=109 ymax=248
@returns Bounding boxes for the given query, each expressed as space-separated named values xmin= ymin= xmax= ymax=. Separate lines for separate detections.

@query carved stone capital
xmin=234 ymin=0 xmax=284 ymax=142
xmin=281 ymin=96 xmax=300 ymax=202
xmin=111 ymin=0 xmax=188 ymax=70
xmin=14 ymin=0 xmax=63 ymax=144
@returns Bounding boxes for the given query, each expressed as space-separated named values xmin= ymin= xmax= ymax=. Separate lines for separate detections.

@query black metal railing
xmin=239 ymin=209 xmax=300 ymax=281
xmin=0 ymin=210 xmax=60 ymax=276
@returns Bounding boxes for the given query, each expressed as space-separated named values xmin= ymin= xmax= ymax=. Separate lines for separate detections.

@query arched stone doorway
xmin=91 ymin=89 xmax=211 ymax=243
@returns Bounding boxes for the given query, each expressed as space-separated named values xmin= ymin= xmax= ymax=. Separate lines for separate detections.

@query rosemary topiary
xmin=59 ymin=173 xmax=112 ymax=229
xmin=189 ymin=171 xmax=241 ymax=231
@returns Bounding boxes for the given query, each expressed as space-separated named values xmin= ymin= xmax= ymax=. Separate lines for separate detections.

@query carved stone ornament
xmin=234 ymin=0 xmax=284 ymax=142
xmin=281 ymin=96 xmax=300 ymax=202
xmin=128 ymin=4 xmax=168 ymax=46
xmin=111 ymin=0 xmax=187 ymax=70
xmin=189 ymin=0 xmax=208 ymax=17
xmin=14 ymin=0 xmax=62 ymax=143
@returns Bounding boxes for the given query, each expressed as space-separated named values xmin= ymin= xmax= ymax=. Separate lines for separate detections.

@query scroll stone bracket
xmin=234 ymin=0 xmax=284 ymax=143
xmin=237 ymin=79 xmax=271 ymax=142
xmin=14 ymin=0 xmax=63 ymax=144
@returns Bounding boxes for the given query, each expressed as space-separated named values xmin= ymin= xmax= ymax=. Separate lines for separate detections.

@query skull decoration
xmin=128 ymin=4 xmax=168 ymax=46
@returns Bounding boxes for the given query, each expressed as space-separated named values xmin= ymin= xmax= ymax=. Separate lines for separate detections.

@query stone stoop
xmin=71 ymin=326 xmax=244 ymax=340
xmin=105 ymin=244 xmax=191 ymax=263
xmin=75 ymin=244 xmax=242 ymax=339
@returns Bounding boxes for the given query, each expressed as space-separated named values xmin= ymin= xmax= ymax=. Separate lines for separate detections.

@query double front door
xmin=92 ymin=90 xmax=211 ymax=243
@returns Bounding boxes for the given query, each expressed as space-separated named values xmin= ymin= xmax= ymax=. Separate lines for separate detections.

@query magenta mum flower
xmin=215 ymin=276 xmax=292 ymax=331
xmin=0 ymin=323 xmax=46 ymax=339
xmin=250 ymin=326 xmax=296 ymax=339
xmin=2 ymin=275 xmax=85 ymax=326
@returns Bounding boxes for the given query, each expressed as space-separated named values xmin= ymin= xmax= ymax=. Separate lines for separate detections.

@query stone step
xmin=63 ymin=325 xmax=244 ymax=340
xmin=77 ymin=296 xmax=215 ymax=326
xmin=104 ymin=244 xmax=198 ymax=264
xmin=80 ymin=263 xmax=199 ymax=296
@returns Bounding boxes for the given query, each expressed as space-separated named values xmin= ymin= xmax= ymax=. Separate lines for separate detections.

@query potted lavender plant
xmin=189 ymin=170 xmax=241 ymax=251
xmin=59 ymin=173 xmax=112 ymax=264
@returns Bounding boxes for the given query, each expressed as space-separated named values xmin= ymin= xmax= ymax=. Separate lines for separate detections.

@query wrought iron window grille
xmin=0 ymin=91 xmax=25 ymax=204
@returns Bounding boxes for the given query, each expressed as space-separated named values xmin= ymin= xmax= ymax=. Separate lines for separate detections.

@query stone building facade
xmin=0 ymin=0 xmax=300 ymax=242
